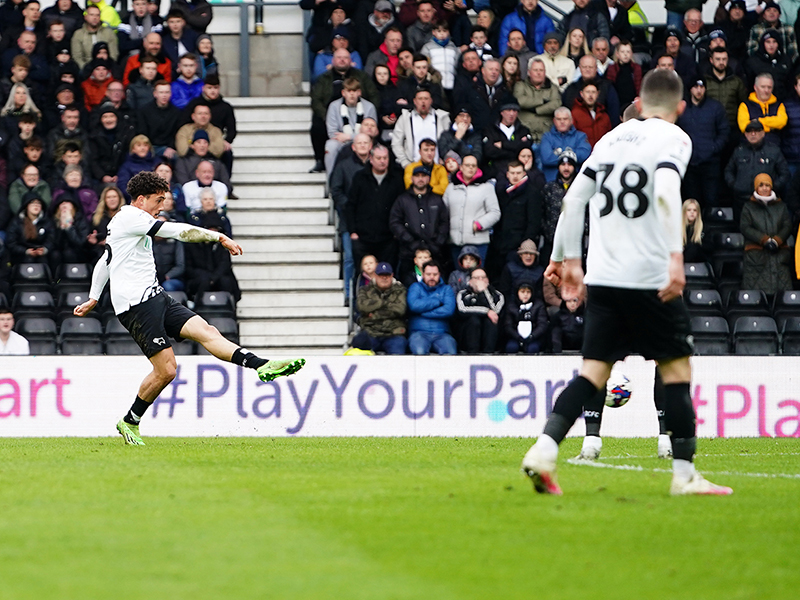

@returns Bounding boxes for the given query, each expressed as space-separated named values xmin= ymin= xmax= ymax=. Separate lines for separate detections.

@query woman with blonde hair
xmin=682 ymin=198 xmax=709 ymax=263
xmin=0 ymin=82 xmax=41 ymax=121
xmin=117 ymin=134 xmax=158 ymax=199
xmin=559 ymin=28 xmax=590 ymax=67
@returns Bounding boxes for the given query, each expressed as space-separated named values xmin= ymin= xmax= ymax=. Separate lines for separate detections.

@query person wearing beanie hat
xmin=5 ymin=190 xmax=55 ymax=267
xmin=747 ymin=1 xmax=798 ymax=63
xmin=88 ymin=99 xmax=135 ymax=185
xmin=482 ymin=99 xmax=533 ymax=179
xmin=540 ymin=148 xmax=579 ymax=264
xmin=196 ymin=33 xmax=218 ymax=78
xmin=741 ymin=171 xmax=793 ymax=294
xmin=437 ymin=109 xmax=483 ymax=165
xmin=81 ymin=56 xmax=116 ymax=112
xmin=744 ymin=32 xmax=794 ymax=99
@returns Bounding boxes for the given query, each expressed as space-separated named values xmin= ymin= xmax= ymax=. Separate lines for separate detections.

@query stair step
xmin=231 ymin=197 xmax=329 ymax=210
xmin=238 ymin=278 xmax=343 ymax=292
xmin=241 ymin=320 xmax=349 ymax=336
xmin=236 ymin=238 xmax=333 ymax=252
xmin=235 ymin=132 xmax=311 ymax=147
xmin=228 ymin=97 xmax=310 ymax=108
xmin=241 ymin=335 xmax=348 ymax=348
xmin=238 ymin=120 xmax=310 ymax=133
xmin=233 ymin=264 xmax=340 ymax=279
xmin=232 ymin=146 xmax=313 ymax=158
xmin=228 ymin=211 xmax=329 ymax=226
xmin=239 ymin=306 xmax=349 ymax=319
xmin=234 ymin=158 xmax=319 ymax=174
xmin=238 ymin=291 xmax=344 ymax=307
xmin=232 ymin=172 xmax=326 ymax=184
xmin=229 ymin=224 xmax=335 ymax=236
xmin=234 ymin=251 xmax=338 ymax=265
xmin=227 ymin=184 xmax=325 ymax=199
xmin=235 ymin=108 xmax=313 ymax=122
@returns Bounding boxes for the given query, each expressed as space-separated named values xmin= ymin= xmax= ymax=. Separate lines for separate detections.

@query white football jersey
xmin=564 ymin=117 xmax=692 ymax=290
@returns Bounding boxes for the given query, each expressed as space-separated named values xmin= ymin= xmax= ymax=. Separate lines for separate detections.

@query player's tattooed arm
xmin=177 ymin=227 xmax=221 ymax=243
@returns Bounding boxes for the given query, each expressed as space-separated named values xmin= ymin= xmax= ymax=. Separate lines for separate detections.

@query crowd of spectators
xmin=0 ymin=0 xmax=241 ymax=331
xmin=306 ymin=0 xmax=800 ymax=355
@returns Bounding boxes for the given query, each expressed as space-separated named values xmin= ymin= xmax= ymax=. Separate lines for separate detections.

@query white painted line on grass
xmin=566 ymin=458 xmax=800 ymax=479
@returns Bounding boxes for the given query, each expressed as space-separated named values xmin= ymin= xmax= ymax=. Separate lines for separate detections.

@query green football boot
xmin=116 ymin=419 xmax=145 ymax=446
xmin=257 ymin=358 xmax=306 ymax=382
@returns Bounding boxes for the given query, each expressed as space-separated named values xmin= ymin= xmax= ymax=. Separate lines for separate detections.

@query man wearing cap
xmin=391 ymin=162 xmax=450 ymax=278
xmin=174 ymin=129 xmax=232 ymax=191
xmin=391 ymin=86 xmax=451 ymax=167
xmin=725 ymin=119 xmax=790 ymax=220
xmin=747 ymin=1 xmax=797 ymax=62
xmin=402 ymin=138 xmax=449 ymax=193
xmin=407 ymin=261 xmax=457 ymax=355
xmin=744 ymin=31 xmax=793 ymax=99
xmin=71 ymin=4 xmax=118 ymax=69
xmin=498 ymin=0 xmax=556 ymax=56
xmin=352 ymin=261 xmax=408 ymax=355
xmin=312 ymin=26 xmax=364 ymax=83
xmin=676 ymin=77 xmax=729 ymax=206
xmin=437 ymin=108 xmax=483 ymax=161
xmin=738 ymin=72 xmax=787 ymax=145
xmin=514 ymin=57 xmax=561 ymax=147
xmin=539 ymin=107 xmax=591 ymax=182
xmin=175 ymin=102 xmax=225 ymax=157
xmin=538 ymin=31 xmax=575 ymax=92
xmin=357 ymin=0 xmax=402 ymax=57
xmin=482 ymin=99 xmax=533 ymax=177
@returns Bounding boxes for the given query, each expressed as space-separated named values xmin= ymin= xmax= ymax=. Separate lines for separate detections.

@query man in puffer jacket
xmin=352 ymin=262 xmax=408 ymax=355
xmin=407 ymin=261 xmax=457 ymax=355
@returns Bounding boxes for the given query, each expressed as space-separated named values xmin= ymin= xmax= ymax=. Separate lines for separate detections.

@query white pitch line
xmin=566 ymin=458 xmax=800 ymax=479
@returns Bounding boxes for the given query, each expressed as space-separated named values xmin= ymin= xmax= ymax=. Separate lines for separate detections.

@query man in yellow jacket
xmin=403 ymin=138 xmax=449 ymax=195
xmin=737 ymin=73 xmax=788 ymax=145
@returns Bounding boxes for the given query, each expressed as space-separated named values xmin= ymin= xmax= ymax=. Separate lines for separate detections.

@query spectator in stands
xmin=452 ymin=48 xmax=481 ymax=93
xmin=6 ymin=123 xmax=47 ymax=182
xmin=49 ymin=192 xmax=89 ymax=264
xmin=42 ymin=0 xmax=84 ymax=38
xmin=496 ymin=238 xmax=544 ymax=302
xmin=679 ymin=8 xmax=710 ymax=64
xmin=498 ymin=0 xmax=555 ymax=56
xmin=175 ymin=101 xmax=225 ymax=159
xmin=402 ymin=246 xmax=431 ymax=289
xmin=0 ymin=0 xmax=25 ymax=34
xmin=153 ymin=212 xmax=186 ymax=292
xmin=436 ymin=110 xmax=477 ymax=161
xmin=601 ymin=0 xmax=632 ymax=47
xmin=540 ymin=149 xmax=577 ymax=262
xmin=183 ymin=160 xmax=228 ymax=214
xmin=781 ymin=74 xmax=800 ymax=173
xmin=747 ymin=1 xmax=797 ymax=62
xmin=352 ymin=261 xmax=409 ymax=355
xmin=371 ymin=63 xmax=404 ymax=142
xmin=71 ymin=5 xmax=118 ymax=69
xmin=136 ymin=82 xmax=181 ymax=160
xmin=306 ymin=5 xmax=349 ymax=57
xmin=738 ymin=73 xmax=788 ymax=145
xmin=482 ymin=99 xmax=533 ymax=177
xmin=324 ymin=77 xmax=378 ymax=175
xmin=448 ymin=245 xmax=481 ymax=294
xmin=402 ymin=138 xmax=449 ymax=194
xmin=312 ymin=26 xmax=363 ymax=83
xmin=570 ymin=80 xmax=611 ymax=148
xmin=477 ymin=8 xmax=500 ymax=50
xmin=81 ymin=58 xmax=115 ymax=112
xmin=550 ymin=292 xmax=585 ymax=352
xmin=407 ymin=260 xmax=457 ymax=355
xmin=196 ymin=34 xmax=217 ymax=78
xmin=87 ymin=184 xmax=123 ymax=259
xmin=604 ymin=39 xmax=641 ymax=112
xmin=0 ymin=308 xmax=30 ymax=356
xmin=5 ymin=191 xmax=54 ymax=266
xmin=345 ymin=144 xmax=405 ymax=270
xmin=421 ymin=20 xmax=460 ymax=97
xmin=390 ymin=163 xmax=450 ymax=277
xmin=89 ymin=105 xmax=135 ymax=186
xmin=677 ymin=77 xmax=729 ymax=206
xmin=489 ymin=159 xmax=543 ymax=280
xmin=455 ymin=267 xmax=504 ymax=353
xmin=52 ymin=164 xmax=98 ymax=220
xmin=741 ymin=173 xmax=794 ymax=295
xmin=467 ymin=25 xmax=495 ymax=61
xmin=682 ymin=198 xmax=710 ymax=263
xmin=503 ymin=28 xmax=535 ymax=75
xmin=358 ymin=0 xmax=402 ymax=58
xmin=91 ymin=79 xmax=135 ymax=129
xmin=397 ymin=53 xmax=447 ymax=110
xmin=184 ymin=209 xmax=240 ymax=302
xmin=650 ymin=27 xmax=697 ymax=90
xmin=2 ymin=31 xmax=49 ymax=87
xmin=725 ymin=120 xmax=790 ymax=220
xmin=189 ymin=187 xmax=232 ymax=236
xmin=126 ymin=56 xmax=163 ymax=111
xmin=122 ymin=32 xmax=172 ymax=86
xmin=170 ymin=53 xmax=204 ymax=110
xmin=715 ymin=0 xmax=749 ymax=62
xmin=117 ymin=134 xmax=159 ymax=200
xmin=539 ymin=107 xmax=591 ymax=181
xmin=310 ymin=48 xmax=379 ymax=173
xmin=47 ymin=140 xmax=87 ymax=189
xmin=1 ymin=55 xmax=42 ymax=110
xmin=536 ymin=31 xmax=576 ymax=92
xmin=391 ymin=87 xmax=451 ymax=168
xmin=154 ymin=161 xmax=188 ymax=220
xmin=406 ymin=0 xmax=436 ymax=52
xmin=503 ymin=280 xmax=547 ymax=353
xmin=454 ymin=57 xmax=509 ymax=132
xmin=118 ymin=0 xmax=163 ymax=59
xmin=1 ymin=0 xmax=46 ymax=53
xmin=0 ymin=82 xmax=41 ymax=129
xmin=500 ymin=53 xmax=522 ymax=96
xmin=171 ymin=0 xmax=213 ymax=34
xmin=8 ymin=163 xmax=51 ymax=215
xmin=182 ymin=73 xmax=236 ymax=177
xmin=88 ymin=0 xmax=121 ymax=29
xmin=560 ymin=26 xmax=590 ymax=67
xmin=704 ymin=47 xmax=747 ymax=142
xmin=560 ymin=0 xmax=610 ymax=45
xmin=562 ymin=54 xmax=620 ymax=125
xmin=514 ymin=57 xmax=561 ymax=153
xmin=161 ymin=9 xmax=198 ymax=77
xmin=745 ymin=30 xmax=793 ymax=99
xmin=44 ymin=103 xmax=87 ymax=163
xmin=175 ymin=129 xmax=230 ymax=190
xmin=365 ymin=26 xmax=405 ymax=83
xmin=443 ymin=153 xmax=500 ymax=265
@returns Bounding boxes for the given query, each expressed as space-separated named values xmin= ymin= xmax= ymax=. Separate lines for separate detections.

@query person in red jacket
xmin=81 ymin=58 xmax=115 ymax=111
xmin=570 ymin=81 xmax=611 ymax=148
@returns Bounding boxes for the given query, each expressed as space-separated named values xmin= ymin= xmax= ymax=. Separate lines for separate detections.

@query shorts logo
xmin=153 ymin=337 xmax=166 ymax=346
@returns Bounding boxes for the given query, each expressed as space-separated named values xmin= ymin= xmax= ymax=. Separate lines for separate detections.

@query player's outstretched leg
xmin=522 ymin=374 xmax=601 ymax=494
xmin=575 ymin=386 xmax=606 ymax=461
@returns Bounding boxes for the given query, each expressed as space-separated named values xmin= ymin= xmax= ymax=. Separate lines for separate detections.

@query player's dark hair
xmin=127 ymin=171 xmax=170 ymax=201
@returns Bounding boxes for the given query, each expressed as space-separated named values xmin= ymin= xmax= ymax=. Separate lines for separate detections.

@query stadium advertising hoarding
xmin=0 ymin=356 xmax=798 ymax=438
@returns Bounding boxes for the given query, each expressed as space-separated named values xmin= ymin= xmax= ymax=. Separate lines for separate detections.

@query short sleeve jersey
xmin=578 ymin=118 xmax=692 ymax=290
xmin=105 ymin=205 xmax=163 ymax=314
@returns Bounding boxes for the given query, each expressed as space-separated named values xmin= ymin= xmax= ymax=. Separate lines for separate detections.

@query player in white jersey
xmin=520 ymin=70 xmax=732 ymax=496
xmin=73 ymin=172 xmax=306 ymax=446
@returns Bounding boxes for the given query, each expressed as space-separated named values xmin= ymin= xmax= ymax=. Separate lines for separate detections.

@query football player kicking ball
xmin=74 ymin=172 xmax=305 ymax=446
xmin=521 ymin=70 xmax=732 ymax=496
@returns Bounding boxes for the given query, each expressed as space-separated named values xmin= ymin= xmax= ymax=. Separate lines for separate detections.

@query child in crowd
xmin=448 ymin=245 xmax=481 ymax=294
xmin=421 ymin=21 xmax=460 ymax=93
xmin=468 ymin=25 xmax=494 ymax=61
xmin=402 ymin=246 xmax=432 ymax=288
xmin=604 ymin=39 xmax=642 ymax=113
xmin=356 ymin=254 xmax=378 ymax=290
xmin=503 ymin=281 xmax=548 ymax=354
xmin=550 ymin=294 xmax=585 ymax=353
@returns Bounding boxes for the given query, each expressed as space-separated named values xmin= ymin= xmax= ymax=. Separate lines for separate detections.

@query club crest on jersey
xmin=153 ymin=337 xmax=166 ymax=345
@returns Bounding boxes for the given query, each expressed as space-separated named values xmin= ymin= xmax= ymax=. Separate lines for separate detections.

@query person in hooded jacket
xmin=744 ymin=29 xmax=793 ymax=99
xmin=88 ymin=105 xmax=135 ymax=185
xmin=51 ymin=164 xmax=98 ymax=222
xmin=49 ymin=192 xmax=89 ymax=266
xmin=503 ymin=280 xmax=548 ymax=353
xmin=5 ymin=191 xmax=55 ymax=267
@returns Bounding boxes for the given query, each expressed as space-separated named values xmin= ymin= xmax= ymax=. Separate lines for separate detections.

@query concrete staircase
xmin=227 ymin=97 xmax=348 ymax=355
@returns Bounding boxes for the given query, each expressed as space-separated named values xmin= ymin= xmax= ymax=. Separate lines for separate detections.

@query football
xmin=605 ymin=373 xmax=633 ymax=408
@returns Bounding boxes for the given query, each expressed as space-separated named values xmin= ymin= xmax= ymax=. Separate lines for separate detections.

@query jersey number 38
xmin=596 ymin=163 xmax=649 ymax=219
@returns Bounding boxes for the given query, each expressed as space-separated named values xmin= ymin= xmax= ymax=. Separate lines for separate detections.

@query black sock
xmin=664 ymin=382 xmax=696 ymax=461
xmin=124 ymin=396 xmax=151 ymax=425
xmin=543 ymin=376 xmax=599 ymax=444
xmin=231 ymin=348 xmax=268 ymax=370
xmin=654 ymin=367 xmax=668 ymax=435
xmin=583 ymin=386 xmax=606 ymax=437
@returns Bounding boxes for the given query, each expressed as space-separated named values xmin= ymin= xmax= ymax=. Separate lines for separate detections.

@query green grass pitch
xmin=1 ymin=436 xmax=798 ymax=600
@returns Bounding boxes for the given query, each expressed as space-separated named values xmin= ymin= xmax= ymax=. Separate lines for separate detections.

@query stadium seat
xmin=716 ymin=261 xmax=743 ymax=302
xmin=55 ymin=263 xmax=91 ymax=294
xmin=57 ymin=290 xmax=94 ymax=323
xmin=684 ymin=262 xmax=715 ymax=290
xmin=690 ymin=316 xmax=730 ymax=355
xmin=165 ymin=291 xmax=189 ymax=306
xmin=704 ymin=206 xmax=734 ymax=236
xmin=0 ymin=292 xmax=7 ymax=307
xmin=773 ymin=290 xmax=800 ymax=330
xmin=726 ymin=290 xmax=770 ymax=327
xmin=12 ymin=263 xmax=52 ymax=293
xmin=781 ymin=317 xmax=800 ymax=355
xmin=684 ymin=289 xmax=724 ymax=318
xmin=103 ymin=317 xmax=138 ymax=355
xmin=732 ymin=316 xmax=779 ymax=355
xmin=711 ymin=232 xmax=744 ymax=276
xmin=172 ymin=339 xmax=196 ymax=355
xmin=15 ymin=317 xmax=58 ymax=354
xmin=12 ymin=290 xmax=55 ymax=321
xmin=60 ymin=317 xmax=104 ymax=355
xmin=196 ymin=291 xmax=236 ymax=319
xmin=208 ymin=317 xmax=238 ymax=344
xmin=28 ymin=339 xmax=59 ymax=355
